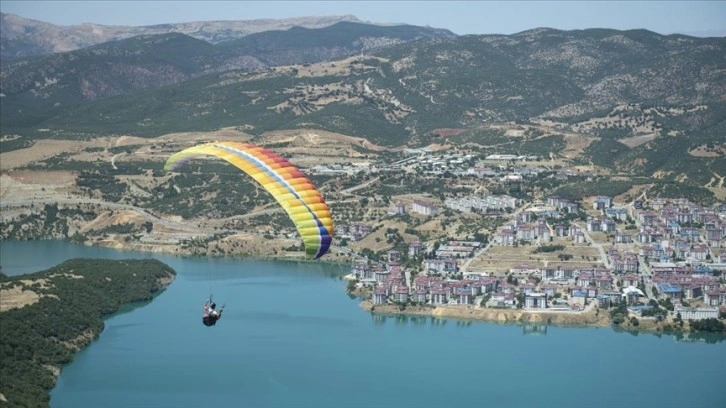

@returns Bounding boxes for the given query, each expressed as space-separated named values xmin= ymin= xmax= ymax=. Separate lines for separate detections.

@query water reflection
xmin=372 ymin=313 xmax=474 ymax=328
xmin=612 ymin=326 xmax=725 ymax=344
xmin=522 ymin=324 xmax=548 ymax=336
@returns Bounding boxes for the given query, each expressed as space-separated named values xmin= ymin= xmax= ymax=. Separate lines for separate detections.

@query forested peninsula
xmin=0 ymin=258 xmax=176 ymax=408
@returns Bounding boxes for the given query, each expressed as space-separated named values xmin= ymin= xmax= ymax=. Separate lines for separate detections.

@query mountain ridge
xmin=0 ymin=12 xmax=370 ymax=59
xmin=1 ymin=25 xmax=723 ymax=188
xmin=1 ymin=21 xmax=454 ymax=109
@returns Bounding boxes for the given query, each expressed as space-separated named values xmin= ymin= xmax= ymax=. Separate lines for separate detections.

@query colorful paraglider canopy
xmin=164 ymin=141 xmax=333 ymax=260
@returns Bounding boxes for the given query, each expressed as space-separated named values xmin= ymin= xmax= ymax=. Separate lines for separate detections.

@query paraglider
xmin=164 ymin=141 xmax=334 ymax=260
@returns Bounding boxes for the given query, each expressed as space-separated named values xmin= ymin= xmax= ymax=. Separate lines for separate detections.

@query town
xmin=336 ymin=149 xmax=726 ymax=328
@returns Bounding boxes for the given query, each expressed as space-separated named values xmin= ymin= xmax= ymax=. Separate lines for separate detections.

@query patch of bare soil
xmin=152 ymin=127 xmax=255 ymax=144
xmin=0 ymin=285 xmax=40 ymax=312
xmin=619 ymin=133 xmax=658 ymax=148
xmin=561 ymin=133 xmax=598 ymax=158
xmin=43 ymin=365 xmax=61 ymax=380
xmin=80 ymin=210 xmax=147 ymax=234
xmin=0 ymin=171 xmax=79 ymax=207
xmin=62 ymin=329 xmax=98 ymax=352
xmin=259 ymin=128 xmax=396 ymax=152
xmin=432 ymin=128 xmax=467 ymax=137
xmin=0 ymin=139 xmax=99 ymax=170
xmin=689 ymin=145 xmax=726 ymax=158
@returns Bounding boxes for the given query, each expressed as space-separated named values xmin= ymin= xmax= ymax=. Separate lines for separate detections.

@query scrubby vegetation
xmin=0 ymin=259 xmax=176 ymax=408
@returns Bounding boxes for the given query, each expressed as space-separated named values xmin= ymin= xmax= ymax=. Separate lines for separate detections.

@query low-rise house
xmin=408 ymin=241 xmax=423 ymax=257
xmin=456 ymin=287 xmax=474 ymax=305
xmin=519 ymin=283 xmax=537 ymax=295
xmin=601 ymin=219 xmax=617 ymax=233
xmin=704 ymin=290 xmax=721 ymax=307
xmin=486 ymin=293 xmax=508 ymax=308
xmin=373 ymin=285 xmax=389 ymax=305
xmin=575 ymin=231 xmax=586 ymax=244
xmin=680 ymin=227 xmax=701 ymax=242
xmin=541 ymin=266 xmax=557 ymax=280
xmin=520 ymin=211 xmax=534 ymax=223
xmin=570 ymin=290 xmax=588 ymax=307
xmin=615 ymin=232 xmax=633 ymax=243
xmin=413 ymin=289 xmax=427 ymax=304
xmin=657 ymin=283 xmax=682 ymax=300
xmin=561 ymin=267 xmax=578 ymax=280
xmin=594 ymin=196 xmax=612 ymax=210
xmin=690 ymin=244 xmax=710 ymax=261
xmin=424 ymin=258 xmax=458 ymax=275
xmin=605 ymin=207 xmax=628 ymax=221
xmin=639 ymin=212 xmax=659 ymax=226
xmin=684 ymin=285 xmax=703 ymax=300
xmin=387 ymin=250 xmax=401 ymax=263
xmin=622 ymin=274 xmax=640 ymax=288
xmin=674 ymin=305 xmax=719 ymax=320
xmin=524 ymin=293 xmax=547 ymax=309
xmin=516 ymin=224 xmax=535 ymax=241
xmin=586 ymin=218 xmax=602 ymax=232
xmin=596 ymin=276 xmax=612 ymax=290
xmin=596 ymin=294 xmax=612 ymax=308
xmin=622 ymin=286 xmax=645 ymax=306
xmin=412 ymin=200 xmax=439 ymax=216
xmin=496 ymin=229 xmax=516 ymax=245
xmin=394 ymin=286 xmax=410 ymax=303
xmin=613 ymin=257 xmax=639 ymax=274
xmin=392 ymin=202 xmax=406 ymax=215
xmin=541 ymin=284 xmax=558 ymax=297
xmin=431 ymin=287 xmax=450 ymax=305
xmin=352 ymin=261 xmax=370 ymax=280
xmin=676 ymin=208 xmax=693 ymax=224
xmin=374 ymin=269 xmax=391 ymax=283
xmin=705 ymin=227 xmax=723 ymax=241
xmin=478 ymin=278 xmax=498 ymax=294
xmin=577 ymin=274 xmax=593 ymax=287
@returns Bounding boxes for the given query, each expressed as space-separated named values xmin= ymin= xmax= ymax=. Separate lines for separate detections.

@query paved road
xmin=639 ymin=255 xmax=655 ymax=300
xmin=340 ymin=176 xmax=380 ymax=197
xmin=577 ymin=225 xmax=610 ymax=269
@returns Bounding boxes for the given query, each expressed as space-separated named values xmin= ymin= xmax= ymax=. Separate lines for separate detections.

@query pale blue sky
xmin=2 ymin=1 xmax=725 ymax=37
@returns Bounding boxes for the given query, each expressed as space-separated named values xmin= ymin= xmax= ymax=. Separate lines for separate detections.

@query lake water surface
xmin=2 ymin=240 xmax=724 ymax=408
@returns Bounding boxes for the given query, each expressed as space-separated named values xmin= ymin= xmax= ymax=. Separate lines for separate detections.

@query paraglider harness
xmin=202 ymin=296 xmax=224 ymax=327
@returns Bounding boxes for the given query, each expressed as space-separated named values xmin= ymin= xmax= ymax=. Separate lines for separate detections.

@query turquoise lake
xmin=1 ymin=240 xmax=725 ymax=408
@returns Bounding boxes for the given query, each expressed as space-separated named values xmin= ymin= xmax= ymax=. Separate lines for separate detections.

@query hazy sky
xmin=2 ymin=1 xmax=725 ymax=37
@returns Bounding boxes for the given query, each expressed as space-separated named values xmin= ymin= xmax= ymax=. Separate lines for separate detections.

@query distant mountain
xmin=0 ymin=21 xmax=455 ymax=113
xmin=0 ymin=12 xmax=364 ymax=60
xmin=216 ymin=21 xmax=456 ymax=65
xmin=2 ymin=27 xmax=724 ymax=184
xmin=1 ymin=33 xmax=223 ymax=109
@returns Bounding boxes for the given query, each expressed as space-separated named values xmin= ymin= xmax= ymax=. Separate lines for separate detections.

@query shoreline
xmin=85 ymin=237 xmax=356 ymax=266
xmin=3 ymin=236 xmax=355 ymax=267
xmin=359 ymin=300 xmax=695 ymax=334
xmin=0 ymin=260 xmax=177 ymax=407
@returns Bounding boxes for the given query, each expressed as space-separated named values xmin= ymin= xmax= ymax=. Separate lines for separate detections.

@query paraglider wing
xmin=164 ymin=142 xmax=333 ymax=259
